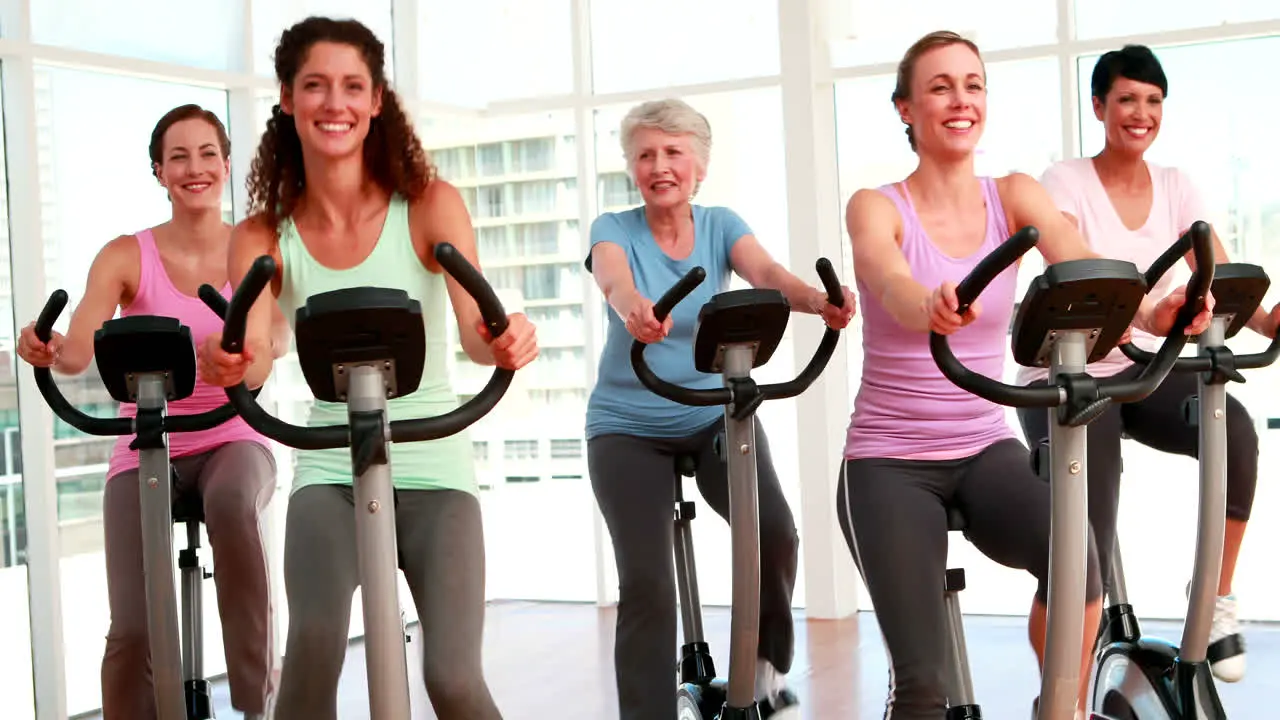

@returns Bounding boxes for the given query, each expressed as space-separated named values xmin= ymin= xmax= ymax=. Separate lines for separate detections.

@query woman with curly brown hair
xmin=197 ymin=16 xmax=537 ymax=720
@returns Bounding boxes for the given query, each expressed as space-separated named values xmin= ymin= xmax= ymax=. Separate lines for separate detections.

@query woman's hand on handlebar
xmin=815 ymin=286 xmax=858 ymax=329
xmin=477 ymin=313 xmax=539 ymax=371
xmin=197 ymin=332 xmax=256 ymax=388
xmin=927 ymin=282 xmax=981 ymax=335
xmin=17 ymin=321 xmax=62 ymax=368
xmin=622 ymin=292 xmax=672 ymax=344
xmin=1145 ymin=285 xmax=1215 ymax=337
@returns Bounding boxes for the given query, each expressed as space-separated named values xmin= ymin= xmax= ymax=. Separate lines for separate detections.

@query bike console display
xmin=293 ymin=287 xmax=427 ymax=403
xmin=1011 ymin=259 xmax=1147 ymax=369
xmin=693 ymin=289 xmax=790 ymax=374
xmin=94 ymin=315 xmax=198 ymax=404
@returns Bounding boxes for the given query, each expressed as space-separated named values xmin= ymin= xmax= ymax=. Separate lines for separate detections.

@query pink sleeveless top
xmin=844 ymin=177 xmax=1018 ymax=461
xmin=106 ymin=229 xmax=267 ymax=480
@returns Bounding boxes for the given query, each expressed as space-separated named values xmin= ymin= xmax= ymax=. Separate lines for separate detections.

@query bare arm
xmin=590 ymin=241 xmax=644 ymax=317
xmin=220 ymin=218 xmax=280 ymax=390
xmin=268 ymin=302 xmax=292 ymax=358
xmin=729 ymin=234 xmax=827 ymax=313
xmin=847 ymin=188 xmax=932 ymax=332
xmin=40 ymin=236 xmax=134 ymax=375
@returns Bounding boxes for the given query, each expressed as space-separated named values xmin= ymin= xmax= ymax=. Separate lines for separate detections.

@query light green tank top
xmin=276 ymin=194 xmax=476 ymax=496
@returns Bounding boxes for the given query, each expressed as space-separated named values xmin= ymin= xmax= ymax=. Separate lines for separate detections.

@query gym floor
xmin=78 ymin=601 xmax=1280 ymax=719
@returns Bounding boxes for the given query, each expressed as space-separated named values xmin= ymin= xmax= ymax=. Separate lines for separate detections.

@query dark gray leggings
xmin=1017 ymin=364 xmax=1258 ymax=583
xmin=588 ymin=417 xmax=798 ymax=720
xmin=273 ymin=484 xmax=500 ymax=720
xmin=837 ymin=438 xmax=1102 ymax=720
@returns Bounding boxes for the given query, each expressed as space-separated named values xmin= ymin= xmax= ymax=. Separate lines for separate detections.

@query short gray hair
xmin=619 ymin=99 xmax=713 ymax=178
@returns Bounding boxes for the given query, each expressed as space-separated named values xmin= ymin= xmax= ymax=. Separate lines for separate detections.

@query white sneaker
xmin=1207 ymin=593 xmax=1246 ymax=682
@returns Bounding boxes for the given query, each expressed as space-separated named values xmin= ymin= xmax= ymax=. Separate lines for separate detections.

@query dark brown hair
xmin=149 ymin=104 xmax=231 ymax=178
xmin=891 ymin=31 xmax=983 ymax=152
xmin=246 ymin=16 xmax=434 ymax=236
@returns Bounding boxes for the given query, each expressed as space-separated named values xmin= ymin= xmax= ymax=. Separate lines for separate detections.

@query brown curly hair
xmin=246 ymin=16 xmax=435 ymax=236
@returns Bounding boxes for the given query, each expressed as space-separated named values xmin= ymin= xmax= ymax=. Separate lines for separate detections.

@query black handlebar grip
xmin=1140 ymin=226 xmax=1193 ymax=289
xmin=653 ymin=267 xmax=706 ymax=323
xmin=954 ymin=226 xmax=1039 ymax=314
xmin=198 ymin=284 xmax=230 ymax=319
xmin=35 ymin=290 xmax=69 ymax=343
xmin=816 ymin=258 xmax=843 ymax=308
xmin=434 ymin=243 xmax=509 ymax=338
xmin=210 ymin=255 xmax=277 ymax=354
xmin=1168 ymin=221 xmax=1214 ymax=334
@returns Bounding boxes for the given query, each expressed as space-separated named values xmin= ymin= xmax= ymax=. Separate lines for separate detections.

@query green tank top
xmin=276 ymin=194 xmax=476 ymax=496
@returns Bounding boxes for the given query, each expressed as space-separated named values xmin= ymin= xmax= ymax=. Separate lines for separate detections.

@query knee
xmin=617 ymin=563 xmax=676 ymax=619
xmin=761 ymin=520 xmax=799 ymax=566
xmin=422 ymin=660 xmax=488 ymax=713
xmin=104 ymin=619 xmax=149 ymax=661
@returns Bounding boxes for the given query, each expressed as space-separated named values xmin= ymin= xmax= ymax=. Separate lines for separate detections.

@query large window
xmin=589 ymin=0 xmax=780 ymax=94
xmin=31 ymin=0 xmax=242 ymax=70
xmin=418 ymin=110 xmax=597 ymax=601
xmin=828 ymin=0 xmax=1058 ymax=68
xmin=833 ymin=57 xmax=1064 ymax=613
xmin=593 ymin=87 xmax=809 ymax=606
xmin=1072 ymin=1 xmax=1278 ymax=40
xmin=33 ymin=66 xmax=231 ymax=716
xmin=1076 ymin=37 xmax=1280 ymax=621
xmin=419 ymin=0 xmax=574 ymax=106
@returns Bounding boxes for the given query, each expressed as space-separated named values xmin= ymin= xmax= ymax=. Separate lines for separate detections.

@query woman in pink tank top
xmin=16 ymin=105 xmax=284 ymax=719
xmin=835 ymin=32 xmax=1211 ymax=720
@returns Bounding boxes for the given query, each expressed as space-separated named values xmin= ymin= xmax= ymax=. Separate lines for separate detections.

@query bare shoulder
xmin=231 ymin=213 xmax=280 ymax=258
xmin=845 ymin=186 xmax=902 ymax=243
xmin=995 ymin=171 xmax=1040 ymax=199
xmin=408 ymin=178 xmax=468 ymax=226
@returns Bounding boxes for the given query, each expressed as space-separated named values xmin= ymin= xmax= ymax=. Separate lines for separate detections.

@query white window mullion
xmin=778 ymin=0 xmax=859 ymax=620
xmin=1057 ymin=0 xmax=1081 ymax=162
xmin=1 ymin=0 xmax=66 ymax=716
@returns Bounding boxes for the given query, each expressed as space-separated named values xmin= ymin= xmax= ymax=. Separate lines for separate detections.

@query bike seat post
xmin=942 ymin=510 xmax=978 ymax=715
xmin=1040 ymin=330 xmax=1090 ymax=719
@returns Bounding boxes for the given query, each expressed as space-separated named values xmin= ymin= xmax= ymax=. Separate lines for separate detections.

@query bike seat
xmin=170 ymin=467 xmax=204 ymax=525
xmin=946 ymin=505 xmax=967 ymax=533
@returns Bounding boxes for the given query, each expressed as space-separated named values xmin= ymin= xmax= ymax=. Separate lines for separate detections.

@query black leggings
xmin=1017 ymin=364 xmax=1258 ymax=582
xmin=837 ymin=438 xmax=1102 ymax=720
xmin=587 ymin=417 xmax=798 ymax=720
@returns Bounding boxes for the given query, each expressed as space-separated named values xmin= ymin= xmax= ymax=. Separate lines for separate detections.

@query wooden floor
xmin=84 ymin=601 xmax=1280 ymax=719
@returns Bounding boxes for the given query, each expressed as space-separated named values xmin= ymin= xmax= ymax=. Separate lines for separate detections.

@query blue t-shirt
xmin=585 ymin=205 xmax=752 ymax=440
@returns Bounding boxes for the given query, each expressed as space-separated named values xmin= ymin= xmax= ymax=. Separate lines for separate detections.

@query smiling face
xmin=281 ymin=40 xmax=383 ymax=161
xmin=154 ymin=118 xmax=228 ymax=211
xmin=1094 ymin=76 xmax=1163 ymax=157
xmin=896 ymin=42 xmax=986 ymax=159
xmin=629 ymin=126 xmax=706 ymax=210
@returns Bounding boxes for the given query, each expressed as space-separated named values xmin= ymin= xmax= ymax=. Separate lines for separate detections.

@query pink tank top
xmin=106 ymin=229 xmax=267 ymax=479
xmin=844 ymin=177 xmax=1018 ymax=461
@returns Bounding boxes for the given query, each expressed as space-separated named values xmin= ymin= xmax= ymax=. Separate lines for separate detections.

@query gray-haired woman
xmin=583 ymin=98 xmax=856 ymax=720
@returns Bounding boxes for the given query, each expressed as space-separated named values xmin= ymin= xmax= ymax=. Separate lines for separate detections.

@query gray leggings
xmin=837 ymin=438 xmax=1102 ymax=720
xmin=102 ymin=440 xmax=276 ymax=718
xmin=274 ymin=484 xmax=500 ymax=720
xmin=588 ymin=417 xmax=798 ymax=720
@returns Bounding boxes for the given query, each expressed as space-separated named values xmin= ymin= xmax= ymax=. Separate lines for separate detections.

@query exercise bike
xmin=1085 ymin=242 xmax=1280 ymax=718
xmin=631 ymin=258 xmax=844 ymax=720
xmin=199 ymin=244 xmax=515 ymax=720
xmin=928 ymin=224 xmax=1214 ymax=720
xmin=30 ymin=293 xmax=248 ymax=720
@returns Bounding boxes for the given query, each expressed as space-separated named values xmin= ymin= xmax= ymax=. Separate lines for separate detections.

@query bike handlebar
xmin=200 ymin=243 xmax=515 ymax=451
xmin=29 ymin=290 xmax=241 ymax=437
xmin=1117 ymin=221 xmax=1280 ymax=372
xmin=631 ymin=258 xmax=845 ymax=407
xmin=929 ymin=224 xmax=1215 ymax=409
